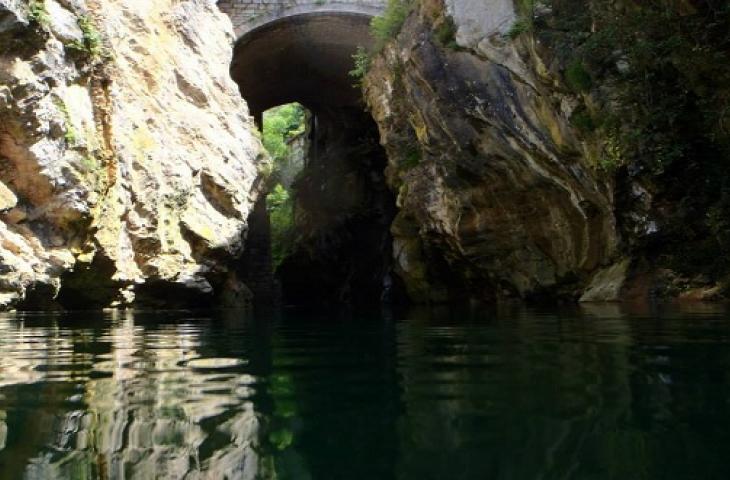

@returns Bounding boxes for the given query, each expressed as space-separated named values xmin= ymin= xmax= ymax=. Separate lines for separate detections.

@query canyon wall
xmin=0 ymin=0 xmax=267 ymax=309
xmin=362 ymin=0 xmax=730 ymax=303
xmin=2 ymin=0 xmax=727 ymax=310
xmin=363 ymin=0 xmax=618 ymax=302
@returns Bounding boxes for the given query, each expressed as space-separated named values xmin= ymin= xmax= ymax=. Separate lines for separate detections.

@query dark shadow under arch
xmin=231 ymin=12 xmax=374 ymax=121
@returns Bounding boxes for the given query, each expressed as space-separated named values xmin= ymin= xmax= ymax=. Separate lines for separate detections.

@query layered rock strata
xmin=363 ymin=0 xmax=619 ymax=302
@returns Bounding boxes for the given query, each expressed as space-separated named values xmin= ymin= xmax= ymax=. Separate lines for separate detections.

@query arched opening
xmin=232 ymin=14 xmax=403 ymax=307
xmin=231 ymin=12 xmax=374 ymax=121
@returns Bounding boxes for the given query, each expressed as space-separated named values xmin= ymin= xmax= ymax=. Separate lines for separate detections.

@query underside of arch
xmin=230 ymin=12 xmax=374 ymax=120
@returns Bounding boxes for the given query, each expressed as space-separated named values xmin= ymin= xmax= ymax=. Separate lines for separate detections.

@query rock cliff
xmin=0 ymin=0 xmax=266 ymax=309
xmin=362 ymin=0 xmax=730 ymax=303
xmin=363 ymin=0 xmax=618 ymax=302
xmin=3 ymin=0 xmax=727 ymax=310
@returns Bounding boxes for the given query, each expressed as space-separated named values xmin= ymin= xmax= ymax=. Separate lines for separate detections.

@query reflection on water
xmin=0 ymin=311 xmax=265 ymax=480
xmin=0 ymin=305 xmax=730 ymax=479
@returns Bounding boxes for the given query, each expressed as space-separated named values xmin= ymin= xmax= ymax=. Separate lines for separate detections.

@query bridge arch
xmin=222 ymin=1 xmax=384 ymax=37
xmin=221 ymin=1 xmax=384 ymax=120
xmin=221 ymin=1 xmax=397 ymax=306
xmin=228 ymin=13 xmax=376 ymax=121
xmin=219 ymin=0 xmax=385 ymax=37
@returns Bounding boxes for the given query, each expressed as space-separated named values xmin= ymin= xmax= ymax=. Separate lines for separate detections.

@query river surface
xmin=1 ymin=304 xmax=729 ymax=479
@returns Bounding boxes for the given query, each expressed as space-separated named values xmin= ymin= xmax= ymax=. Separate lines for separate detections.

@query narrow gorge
xmin=2 ymin=2 xmax=730 ymax=479
xmin=1 ymin=0 xmax=729 ymax=310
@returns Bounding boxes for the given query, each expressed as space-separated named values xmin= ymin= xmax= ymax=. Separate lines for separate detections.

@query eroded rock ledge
xmin=0 ymin=0 xmax=267 ymax=310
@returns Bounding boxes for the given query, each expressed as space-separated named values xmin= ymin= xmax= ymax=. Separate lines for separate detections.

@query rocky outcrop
xmin=363 ymin=0 xmax=619 ymax=302
xmin=361 ymin=0 xmax=730 ymax=304
xmin=0 ymin=0 xmax=266 ymax=309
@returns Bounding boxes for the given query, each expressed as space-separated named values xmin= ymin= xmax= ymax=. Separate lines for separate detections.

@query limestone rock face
xmin=364 ymin=0 xmax=619 ymax=302
xmin=0 ymin=0 xmax=26 ymax=35
xmin=0 ymin=180 xmax=16 ymax=210
xmin=579 ymin=259 xmax=630 ymax=303
xmin=0 ymin=0 xmax=266 ymax=309
xmin=444 ymin=0 xmax=515 ymax=47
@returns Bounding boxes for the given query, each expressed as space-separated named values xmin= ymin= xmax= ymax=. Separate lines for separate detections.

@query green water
xmin=0 ymin=304 xmax=729 ymax=479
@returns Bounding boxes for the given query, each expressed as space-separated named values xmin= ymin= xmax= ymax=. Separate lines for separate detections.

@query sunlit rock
xmin=0 ymin=0 xmax=268 ymax=310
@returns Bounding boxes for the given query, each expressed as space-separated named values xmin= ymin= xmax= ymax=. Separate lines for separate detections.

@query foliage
xmin=400 ymin=145 xmax=421 ymax=171
xmin=79 ymin=16 xmax=103 ymax=55
xmin=267 ymin=183 xmax=290 ymax=209
xmin=507 ymin=19 xmax=531 ymax=39
xmin=517 ymin=0 xmax=536 ymax=15
xmin=28 ymin=1 xmax=50 ymax=28
xmin=370 ymin=0 xmax=413 ymax=51
xmin=539 ymin=1 xmax=730 ymax=175
xmin=262 ymin=103 xmax=306 ymax=163
xmin=349 ymin=47 xmax=371 ymax=84
xmin=599 ymin=133 xmax=623 ymax=172
xmin=564 ymin=60 xmax=591 ymax=92
xmin=435 ymin=16 xmax=459 ymax=50
xmin=268 ymin=428 xmax=294 ymax=451
xmin=64 ymin=126 xmax=78 ymax=144
xmin=261 ymin=104 xmax=308 ymax=268
xmin=569 ymin=106 xmax=596 ymax=134
xmin=539 ymin=0 xmax=730 ymax=276
xmin=81 ymin=155 xmax=98 ymax=172
xmin=350 ymin=0 xmax=414 ymax=84
xmin=267 ymin=184 xmax=296 ymax=268
xmin=507 ymin=0 xmax=535 ymax=38
xmin=67 ymin=15 xmax=104 ymax=58
xmin=53 ymin=98 xmax=78 ymax=145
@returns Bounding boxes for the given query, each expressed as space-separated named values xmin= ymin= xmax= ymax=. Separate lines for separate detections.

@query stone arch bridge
xmin=217 ymin=0 xmax=387 ymax=119
xmin=218 ymin=1 xmax=392 ymax=305
xmin=218 ymin=0 xmax=386 ymax=37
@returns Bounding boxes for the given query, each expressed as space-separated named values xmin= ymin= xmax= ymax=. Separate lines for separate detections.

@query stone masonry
xmin=217 ymin=0 xmax=385 ymax=36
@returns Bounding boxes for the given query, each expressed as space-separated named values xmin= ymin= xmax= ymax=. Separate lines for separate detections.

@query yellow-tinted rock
xmin=0 ymin=180 xmax=16 ymax=211
xmin=0 ymin=0 xmax=268 ymax=309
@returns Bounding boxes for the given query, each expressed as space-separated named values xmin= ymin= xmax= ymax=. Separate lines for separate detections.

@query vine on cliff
xmin=28 ymin=1 xmax=50 ymax=27
xmin=66 ymin=15 xmax=106 ymax=60
xmin=507 ymin=0 xmax=536 ymax=38
xmin=349 ymin=47 xmax=371 ymax=85
xmin=533 ymin=1 xmax=730 ymax=174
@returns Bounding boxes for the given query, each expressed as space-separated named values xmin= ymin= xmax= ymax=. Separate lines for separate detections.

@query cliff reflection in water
xmin=1 ymin=305 xmax=730 ymax=479
xmin=0 ymin=311 xmax=271 ymax=479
